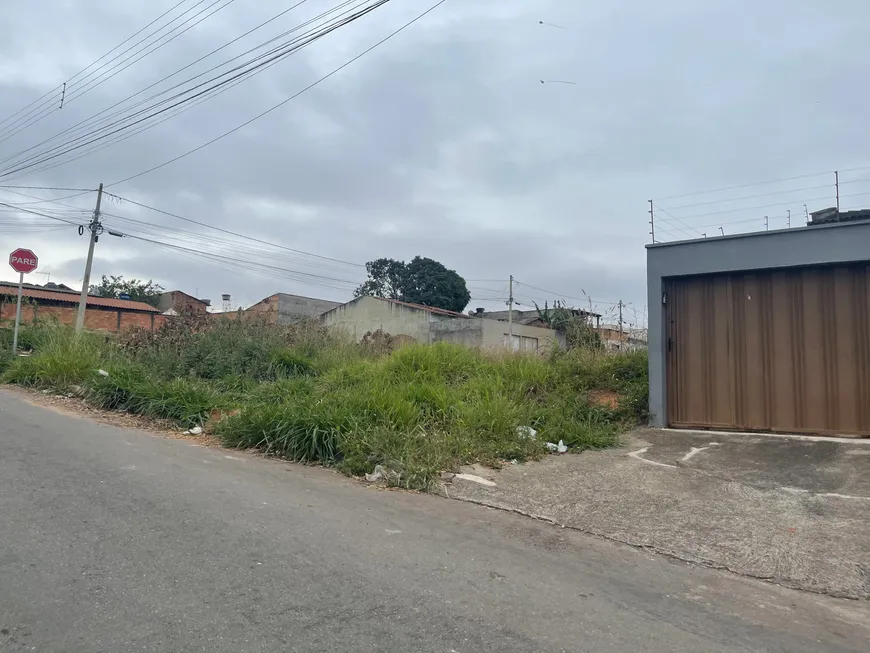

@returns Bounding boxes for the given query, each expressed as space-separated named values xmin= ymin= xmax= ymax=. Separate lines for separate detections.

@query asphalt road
xmin=1 ymin=390 xmax=867 ymax=652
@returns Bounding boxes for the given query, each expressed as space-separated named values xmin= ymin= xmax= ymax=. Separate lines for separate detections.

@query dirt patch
xmin=589 ymin=389 xmax=620 ymax=410
xmin=3 ymin=385 xmax=221 ymax=448
xmin=204 ymin=408 xmax=241 ymax=433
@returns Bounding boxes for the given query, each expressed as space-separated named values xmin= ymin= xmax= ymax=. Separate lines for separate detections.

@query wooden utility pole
xmin=835 ymin=170 xmax=840 ymax=219
xmin=648 ymin=200 xmax=655 ymax=243
xmin=75 ymin=183 xmax=103 ymax=333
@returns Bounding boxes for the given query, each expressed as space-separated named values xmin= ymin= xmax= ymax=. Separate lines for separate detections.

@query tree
xmin=535 ymin=300 xmax=603 ymax=350
xmin=354 ymin=256 xmax=471 ymax=313
xmin=90 ymin=275 xmax=164 ymax=308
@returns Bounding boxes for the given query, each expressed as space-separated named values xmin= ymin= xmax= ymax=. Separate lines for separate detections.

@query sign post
xmin=8 ymin=248 xmax=38 ymax=354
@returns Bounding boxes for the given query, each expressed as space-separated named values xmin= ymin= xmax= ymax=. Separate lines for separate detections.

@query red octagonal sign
xmin=9 ymin=248 xmax=38 ymax=274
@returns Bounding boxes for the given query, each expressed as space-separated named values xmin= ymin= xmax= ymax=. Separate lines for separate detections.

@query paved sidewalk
xmin=448 ymin=429 xmax=870 ymax=599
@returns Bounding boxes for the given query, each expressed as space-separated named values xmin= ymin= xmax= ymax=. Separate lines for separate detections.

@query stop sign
xmin=9 ymin=248 xmax=38 ymax=274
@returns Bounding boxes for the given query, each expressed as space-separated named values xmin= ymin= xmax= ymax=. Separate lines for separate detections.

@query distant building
xmin=479 ymin=307 xmax=602 ymax=329
xmin=244 ymin=293 xmax=342 ymax=324
xmin=0 ymin=282 xmax=163 ymax=332
xmin=320 ymin=296 xmax=566 ymax=352
xmin=809 ymin=206 xmax=870 ymax=225
xmin=157 ymin=290 xmax=211 ymax=314
xmin=596 ymin=324 xmax=648 ymax=351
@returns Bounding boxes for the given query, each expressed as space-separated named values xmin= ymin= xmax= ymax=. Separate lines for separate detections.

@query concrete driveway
xmin=449 ymin=429 xmax=870 ymax=599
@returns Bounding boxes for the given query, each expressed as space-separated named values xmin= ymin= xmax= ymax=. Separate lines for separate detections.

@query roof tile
xmin=0 ymin=283 xmax=160 ymax=313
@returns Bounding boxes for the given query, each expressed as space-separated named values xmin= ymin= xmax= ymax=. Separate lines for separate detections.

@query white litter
xmin=454 ymin=473 xmax=496 ymax=487
xmin=184 ymin=426 xmax=203 ymax=435
xmin=546 ymin=440 xmax=568 ymax=454
xmin=365 ymin=464 xmax=398 ymax=483
xmin=516 ymin=425 xmax=537 ymax=440
xmin=97 ymin=369 xmax=109 ymax=377
xmin=365 ymin=466 xmax=385 ymax=482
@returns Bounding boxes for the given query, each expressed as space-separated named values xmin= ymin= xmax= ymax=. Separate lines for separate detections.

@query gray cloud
xmin=2 ymin=0 xmax=870 ymax=326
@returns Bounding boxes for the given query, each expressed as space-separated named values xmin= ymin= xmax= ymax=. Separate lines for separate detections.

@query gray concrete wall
xmin=480 ymin=319 xmax=566 ymax=351
xmin=320 ymin=296 xmax=565 ymax=352
xmin=320 ymin=296 xmax=433 ymax=343
xmin=276 ymin=294 xmax=341 ymax=324
xmin=646 ymin=220 xmax=870 ymax=427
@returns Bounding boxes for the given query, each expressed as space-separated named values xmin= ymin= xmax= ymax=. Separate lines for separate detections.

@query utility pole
xmin=648 ymin=199 xmax=655 ymax=243
xmin=507 ymin=274 xmax=514 ymax=349
xmin=618 ymin=300 xmax=624 ymax=350
xmin=804 ymin=204 xmax=809 ymax=224
xmin=787 ymin=209 xmax=791 ymax=228
xmin=835 ymin=170 xmax=840 ymax=219
xmin=764 ymin=215 xmax=769 ymax=231
xmin=75 ymin=183 xmax=104 ymax=333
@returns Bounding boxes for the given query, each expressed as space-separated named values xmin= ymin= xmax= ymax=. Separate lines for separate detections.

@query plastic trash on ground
xmin=546 ymin=440 xmax=568 ymax=454
xmin=516 ymin=426 xmax=537 ymax=440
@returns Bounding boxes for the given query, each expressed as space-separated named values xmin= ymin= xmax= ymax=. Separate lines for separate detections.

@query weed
xmin=2 ymin=322 xmax=648 ymax=491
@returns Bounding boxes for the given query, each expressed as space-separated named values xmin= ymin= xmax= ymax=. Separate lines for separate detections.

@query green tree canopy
xmin=89 ymin=275 xmax=164 ymax=308
xmin=354 ymin=256 xmax=471 ymax=313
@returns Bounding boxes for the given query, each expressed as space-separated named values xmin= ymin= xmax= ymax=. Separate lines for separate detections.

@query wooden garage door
xmin=665 ymin=264 xmax=870 ymax=436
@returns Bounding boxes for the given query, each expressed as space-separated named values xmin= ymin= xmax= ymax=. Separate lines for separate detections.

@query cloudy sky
xmin=1 ymin=0 xmax=869 ymax=328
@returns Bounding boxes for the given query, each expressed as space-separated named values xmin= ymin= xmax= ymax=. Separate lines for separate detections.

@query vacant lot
xmin=1 ymin=317 xmax=647 ymax=489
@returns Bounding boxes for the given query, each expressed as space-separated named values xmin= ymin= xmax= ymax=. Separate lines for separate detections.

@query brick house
xmin=0 ymin=282 xmax=164 ymax=332
xmin=156 ymin=290 xmax=211 ymax=314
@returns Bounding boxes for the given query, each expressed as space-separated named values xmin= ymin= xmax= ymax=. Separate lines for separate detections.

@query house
xmin=0 ymin=282 xmax=164 ymax=332
xmin=596 ymin=324 xmax=648 ymax=351
xmin=808 ymin=206 xmax=870 ymax=225
xmin=646 ymin=210 xmax=870 ymax=436
xmin=157 ymin=290 xmax=211 ymax=314
xmin=243 ymin=292 xmax=342 ymax=324
xmin=479 ymin=307 xmax=602 ymax=329
xmin=320 ymin=296 xmax=566 ymax=352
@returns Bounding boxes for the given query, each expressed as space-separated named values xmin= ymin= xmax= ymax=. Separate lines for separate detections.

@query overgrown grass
xmin=1 ymin=326 xmax=105 ymax=389
xmin=1 ymin=318 xmax=649 ymax=490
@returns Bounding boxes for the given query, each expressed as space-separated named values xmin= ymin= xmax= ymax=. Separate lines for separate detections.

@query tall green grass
xmin=1 ymin=326 xmax=105 ymax=389
xmin=1 ymin=321 xmax=649 ymax=491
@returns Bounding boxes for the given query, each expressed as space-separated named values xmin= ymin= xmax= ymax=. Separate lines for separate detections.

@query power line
xmin=657 ymin=189 xmax=870 ymax=227
xmin=106 ymin=0 xmax=449 ymax=188
xmin=512 ymin=280 xmax=627 ymax=308
xmin=0 ymin=1 xmax=381 ymax=178
xmin=0 ymin=202 xmax=88 ymax=227
xmin=0 ymin=185 xmax=94 ymax=192
xmin=0 ymin=0 xmax=315 ymax=172
xmin=657 ymin=183 xmax=835 ymax=212
xmin=0 ymin=0 xmax=219 ymax=144
xmin=0 ymin=0 xmax=194 ymax=131
xmin=655 ymin=171 xmax=834 ymax=202
xmin=60 ymin=0 xmax=238 ymax=107
xmin=0 ymin=187 xmax=94 ymax=211
xmin=112 ymin=229 xmax=361 ymax=292
xmin=651 ymin=203 xmax=703 ymax=238
xmin=102 ymin=192 xmax=364 ymax=268
xmin=99 ymin=212 xmax=364 ymax=278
